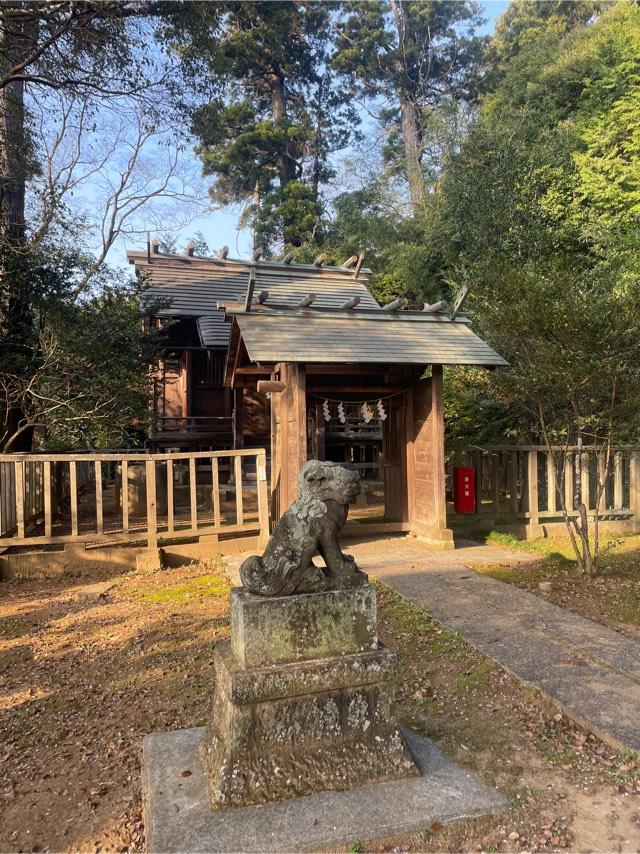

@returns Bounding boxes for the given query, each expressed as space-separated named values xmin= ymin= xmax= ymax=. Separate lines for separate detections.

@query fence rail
xmin=0 ymin=448 xmax=269 ymax=548
xmin=448 ymin=446 xmax=640 ymax=534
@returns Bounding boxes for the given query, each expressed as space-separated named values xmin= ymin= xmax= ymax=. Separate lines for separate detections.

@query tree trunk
xmin=398 ymin=91 xmax=424 ymax=211
xmin=389 ymin=0 xmax=424 ymax=212
xmin=0 ymin=6 xmax=27 ymax=242
xmin=0 ymin=6 xmax=34 ymax=451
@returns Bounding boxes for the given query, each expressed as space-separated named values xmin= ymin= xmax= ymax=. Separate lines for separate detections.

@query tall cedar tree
xmin=333 ymin=0 xmax=486 ymax=212
xmin=163 ymin=1 xmax=359 ymax=251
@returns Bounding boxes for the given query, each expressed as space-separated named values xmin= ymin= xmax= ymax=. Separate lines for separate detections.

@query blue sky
xmin=118 ymin=0 xmax=511 ymax=266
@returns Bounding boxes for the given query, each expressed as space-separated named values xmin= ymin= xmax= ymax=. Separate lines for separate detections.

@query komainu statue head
xmin=240 ymin=460 xmax=363 ymax=597
xmin=294 ymin=460 xmax=361 ymax=519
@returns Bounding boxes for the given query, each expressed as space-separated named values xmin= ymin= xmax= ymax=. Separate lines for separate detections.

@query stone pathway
xmin=223 ymin=535 xmax=640 ymax=751
xmin=345 ymin=536 xmax=640 ymax=753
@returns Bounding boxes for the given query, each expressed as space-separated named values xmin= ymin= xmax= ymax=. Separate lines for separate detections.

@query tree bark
xmin=398 ymin=91 xmax=424 ymax=211
xmin=389 ymin=0 xmax=423 ymax=212
xmin=0 ymin=5 xmax=27 ymax=242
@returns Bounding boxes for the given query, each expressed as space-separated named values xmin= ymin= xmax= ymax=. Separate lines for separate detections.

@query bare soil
xmin=0 ymin=560 xmax=639 ymax=853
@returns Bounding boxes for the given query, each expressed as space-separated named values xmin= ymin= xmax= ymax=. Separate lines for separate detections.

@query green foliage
xmin=430 ymin=1 xmax=640 ymax=446
xmin=333 ymin=0 xmax=486 ymax=199
xmin=0 ymin=241 xmax=161 ymax=451
xmin=164 ymin=2 xmax=359 ymax=249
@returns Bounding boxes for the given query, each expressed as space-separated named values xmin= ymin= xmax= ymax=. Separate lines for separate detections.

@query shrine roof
xmin=224 ymin=306 xmax=508 ymax=369
xmin=127 ymin=249 xmax=378 ymax=348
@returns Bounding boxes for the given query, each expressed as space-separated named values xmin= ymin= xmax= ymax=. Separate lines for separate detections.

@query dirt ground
xmin=1 ymin=559 xmax=639 ymax=853
xmin=477 ymin=533 xmax=640 ymax=641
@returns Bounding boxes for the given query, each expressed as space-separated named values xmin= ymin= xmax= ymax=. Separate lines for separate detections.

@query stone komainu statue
xmin=240 ymin=460 xmax=362 ymax=597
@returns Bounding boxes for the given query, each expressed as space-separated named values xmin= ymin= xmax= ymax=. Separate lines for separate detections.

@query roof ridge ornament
xmin=423 ymin=300 xmax=447 ymax=314
xmin=340 ymin=296 xmax=361 ymax=310
xmin=382 ymin=297 xmax=404 ymax=311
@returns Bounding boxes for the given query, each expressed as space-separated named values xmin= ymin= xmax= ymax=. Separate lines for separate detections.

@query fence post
xmin=630 ymin=452 xmax=640 ymax=532
xmin=581 ymin=451 xmax=590 ymax=511
xmin=492 ymin=452 xmax=500 ymax=513
xmin=146 ymin=459 xmax=158 ymax=548
xmin=614 ymin=452 xmax=623 ymax=510
xmin=510 ymin=451 xmax=519 ymax=514
xmin=564 ymin=453 xmax=574 ymax=513
xmin=256 ymin=449 xmax=269 ymax=546
xmin=234 ymin=455 xmax=244 ymax=524
xmin=43 ymin=460 xmax=52 ymax=538
xmin=15 ymin=460 xmax=25 ymax=539
xmin=527 ymin=450 xmax=539 ymax=535
xmin=546 ymin=452 xmax=556 ymax=514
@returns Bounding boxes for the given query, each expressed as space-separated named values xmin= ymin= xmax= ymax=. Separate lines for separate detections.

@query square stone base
xmin=142 ymin=726 xmax=508 ymax=853
xmin=200 ymin=639 xmax=419 ymax=809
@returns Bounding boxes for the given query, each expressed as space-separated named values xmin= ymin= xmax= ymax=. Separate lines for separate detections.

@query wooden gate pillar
xmin=406 ymin=365 xmax=454 ymax=548
xmin=270 ymin=363 xmax=307 ymax=518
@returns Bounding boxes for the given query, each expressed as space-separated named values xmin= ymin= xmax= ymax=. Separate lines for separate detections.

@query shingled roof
xmin=127 ymin=249 xmax=378 ymax=348
xmin=224 ymin=304 xmax=508 ymax=369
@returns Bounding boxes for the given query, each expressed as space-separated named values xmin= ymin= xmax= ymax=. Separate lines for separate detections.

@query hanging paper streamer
xmin=376 ymin=399 xmax=387 ymax=421
xmin=322 ymin=399 xmax=331 ymax=422
xmin=265 ymin=392 xmax=271 ymax=400
xmin=337 ymin=402 xmax=346 ymax=424
xmin=361 ymin=402 xmax=373 ymax=424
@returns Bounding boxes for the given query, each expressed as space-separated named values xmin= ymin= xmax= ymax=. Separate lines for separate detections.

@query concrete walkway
xmin=223 ymin=535 xmax=640 ymax=751
xmin=344 ymin=537 xmax=640 ymax=753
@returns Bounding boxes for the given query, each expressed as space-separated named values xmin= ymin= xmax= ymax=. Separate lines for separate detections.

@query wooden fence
xmin=448 ymin=446 xmax=640 ymax=534
xmin=0 ymin=449 xmax=269 ymax=549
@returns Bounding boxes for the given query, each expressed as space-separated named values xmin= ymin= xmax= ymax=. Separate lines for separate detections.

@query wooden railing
xmin=0 ymin=448 xmax=269 ymax=549
xmin=150 ymin=415 xmax=234 ymax=436
xmin=448 ymin=446 xmax=640 ymax=533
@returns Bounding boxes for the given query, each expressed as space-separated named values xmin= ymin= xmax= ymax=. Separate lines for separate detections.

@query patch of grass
xmin=135 ymin=573 xmax=230 ymax=605
xmin=0 ymin=619 xmax=31 ymax=639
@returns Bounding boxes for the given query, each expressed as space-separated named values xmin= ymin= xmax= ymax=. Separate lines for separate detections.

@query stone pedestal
xmin=199 ymin=582 xmax=419 ymax=809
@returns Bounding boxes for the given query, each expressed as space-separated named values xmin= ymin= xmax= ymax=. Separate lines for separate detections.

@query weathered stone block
xmin=214 ymin=640 xmax=398 ymax=705
xmin=230 ymin=583 xmax=377 ymax=667
xmin=199 ymin=646 xmax=418 ymax=809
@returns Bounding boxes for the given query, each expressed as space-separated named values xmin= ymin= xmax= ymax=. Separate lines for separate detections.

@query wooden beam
xmin=151 ymin=238 xmax=160 ymax=254
xmin=146 ymin=459 xmax=157 ymax=548
xmin=43 ymin=461 xmax=52 ymax=538
xmin=185 ymin=240 xmax=195 ymax=257
xmin=234 ymin=455 xmax=244 ymax=524
xmin=313 ymin=253 xmax=327 ymax=267
xmin=234 ymin=365 xmax=273 ymax=376
xmin=95 ymin=460 xmax=103 ymax=535
xmin=307 ymin=384 xmax=405 ymax=394
xmin=342 ymin=255 xmax=358 ymax=269
xmin=243 ymin=269 xmax=256 ymax=312
xmin=282 ymin=252 xmax=294 ymax=264
xmin=218 ymin=245 xmax=229 ymax=259
xmin=166 ymin=459 xmax=174 ymax=532
xmin=257 ymin=380 xmax=286 ymax=394
xmin=450 ymin=284 xmax=470 ymax=320
xmin=353 ymin=250 xmax=365 ymax=278
xmin=298 ymin=292 xmax=316 ymax=307
xmin=70 ymin=461 xmax=78 ymax=536
xmin=252 ymin=246 xmax=263 ymax=262
xmin=257 ymin=290 xmax=269 ymax=304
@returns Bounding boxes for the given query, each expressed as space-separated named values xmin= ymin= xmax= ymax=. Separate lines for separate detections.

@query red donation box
xmin=453 ymin=466 xmax=476 ymax=513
